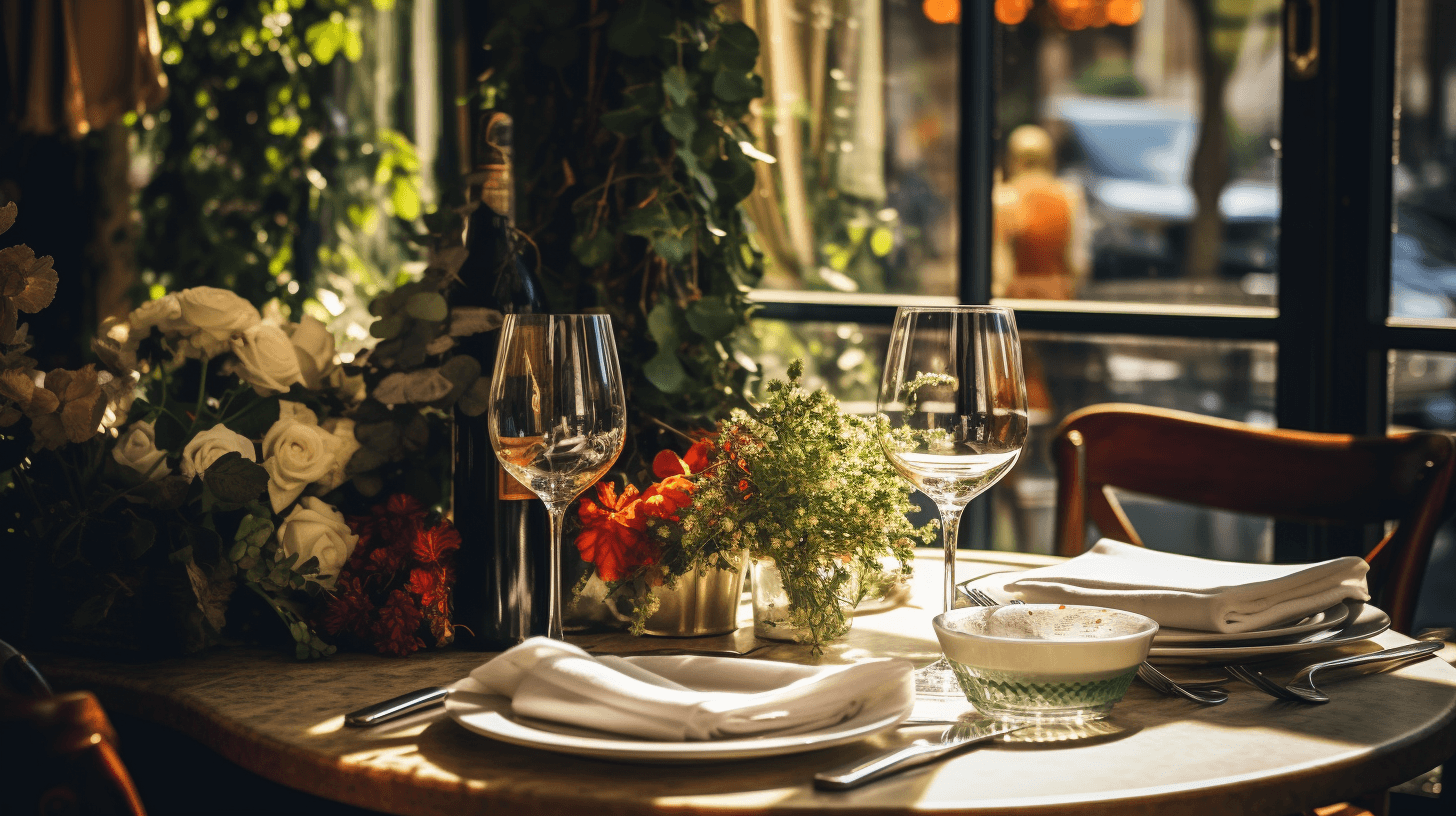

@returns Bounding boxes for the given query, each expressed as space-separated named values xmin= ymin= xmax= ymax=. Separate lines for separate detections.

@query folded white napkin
xmin=468 ymin=637 xmax=914 ymax=741
xmin=991 ymin=539 xmax=1369 ymax=633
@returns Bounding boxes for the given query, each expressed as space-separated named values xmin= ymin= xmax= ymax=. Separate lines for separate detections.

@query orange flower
xmin=406 ymin=566 xmax=449 ymax=607
xmin=576 ymin=481 xmax=658 ymax=581
xmin=412 ymin=523 xmax=461 ymax=564
xmin=373 ymin=589 xmax=426 ymax=657
xmin=652 ymin=439 xmax=715 ymax=479
xmin=683 ymin=439 xmax=713 ymax=473
xmin=641 ymin=474 xmax=693 ymax=522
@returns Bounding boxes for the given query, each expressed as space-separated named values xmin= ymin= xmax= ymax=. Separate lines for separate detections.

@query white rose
xmin=112 ymin=420 xmax=170 ymax=480
xmin=276 ymin=497 xmax=358 ymax=588
xmin=180 ymin=424 xmax=256 ymax=482
xmin=126 ymin=294 xmax=185 ymax=342
xmin=287 ymin=316 xmax=337 ymax=389
xmin=232 ymin=324 xmax=305 ymax=395
xmin=262 ymin=402 xmax=339 ymax=512
xmin=315 ymin=417 xmax=359 ymax=493
xmin=175 ymin=287 xmax=262 ymax=358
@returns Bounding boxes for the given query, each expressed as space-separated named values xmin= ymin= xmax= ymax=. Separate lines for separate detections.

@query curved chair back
xmin=1051 ymin=404 xmax=1456 ymax=633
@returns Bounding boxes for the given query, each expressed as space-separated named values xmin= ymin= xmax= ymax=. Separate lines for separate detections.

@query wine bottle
xmin=450 ymin=111 xmax=550 ymax=650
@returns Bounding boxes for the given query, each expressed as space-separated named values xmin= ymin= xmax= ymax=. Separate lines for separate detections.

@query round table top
xmin=34 ymin=549 xmax=1456 ymax=816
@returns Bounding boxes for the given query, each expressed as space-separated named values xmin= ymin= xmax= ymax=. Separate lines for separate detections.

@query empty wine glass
xmin=489 ymin=314 xmax=627 ymax=640
xmin=877 ymin=306 xmax=1028 ymax=698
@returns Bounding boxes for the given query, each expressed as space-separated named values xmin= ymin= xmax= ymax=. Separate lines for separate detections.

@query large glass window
xmin=994 ymin=0 xmax=1281 ymax=309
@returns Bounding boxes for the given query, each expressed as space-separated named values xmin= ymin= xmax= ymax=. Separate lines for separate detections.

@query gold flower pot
xmin=641 ymin=561 xmax=747 ymax=637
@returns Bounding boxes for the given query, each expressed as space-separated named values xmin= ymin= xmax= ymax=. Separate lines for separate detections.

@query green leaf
xmin=390 ymin=178 xmax=422 ymax=221
xmin=686 ymin=296 xmax=739 ymax=341
xmin=173 ymin=0 xmax=214 ymax=21
xmin=126 ymin=515 xmax=157 ymax=559
xmin=663 ymin=66 xmax=692 ymax=107
xmin=458 ymin=377 xmax=491 ymax=417
xmin=846 ymin=224 xmax=867 ymax=245
xmin=71 ymin=593 xmax=117 ymax=628
xmin=204 ymin=452 xmax=269 ymax=504
xmin=572 ymin=228 xmax=615 ymax=267
xmin=405 ymin=292 xmax=448 ymax=322
xmin=644 ymin=350 xmax=689 ymax=394
xmin=647 ymin=300 xmax=683 ymax=349
xmin=870 ymin=226 xmax=895 ymax=257
xmin=600 ymin=107 xmax=655 ymax=136
xmin=712 ymin=70 xmax=762 ymax=102
xmin=661 ymin=110 xmax=696 ymax=144
xmin=714 ymin=22 xmax=760 ymax=71
xmin=606 ymin=0 xmax=673 ymax=57
xmin=653 ymin=232 xmax=691 ymax=265
xmin=305 ymin=20 xmax=346 ymax=65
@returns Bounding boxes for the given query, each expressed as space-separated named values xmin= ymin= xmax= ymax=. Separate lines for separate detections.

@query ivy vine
xmin=481 ymin=0 xmax=766 ymax=477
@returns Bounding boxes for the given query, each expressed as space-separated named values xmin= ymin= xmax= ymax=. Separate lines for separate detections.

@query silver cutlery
xmin=960 ymin=586 xmax=1229 ymax=706
xmin=344 ymin=645 xmax=771 ymax=727
xmin=1223 ymin=640 xmax=1443 ymax=703
xmin=813 ymin=720 xmax=1028 ymax=790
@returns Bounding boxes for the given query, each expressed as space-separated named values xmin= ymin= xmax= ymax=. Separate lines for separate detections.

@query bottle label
xmin=498 ymin=465 xmax=535 ymax=501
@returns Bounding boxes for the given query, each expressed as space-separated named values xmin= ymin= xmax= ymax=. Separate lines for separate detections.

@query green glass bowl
xmin=933 ymin=605 xmax=1158 ymax=723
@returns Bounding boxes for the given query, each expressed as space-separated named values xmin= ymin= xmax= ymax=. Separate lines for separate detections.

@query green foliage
xmin=481 ymin=0 xmax=765 ymax=482
xmin=676 ymin=364 xmax=936 ymax=650
xmin=135 ymin=0 xmax=426 ymax=322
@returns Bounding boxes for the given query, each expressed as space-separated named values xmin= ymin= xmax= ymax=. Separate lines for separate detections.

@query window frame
xmin=753 ymin=0 xmax=1446 ymax=561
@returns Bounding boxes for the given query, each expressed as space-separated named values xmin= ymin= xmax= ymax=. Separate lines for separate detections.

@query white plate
xmin=443 ymin=677 xmax=913 ymax=763
xmin=1151 ymin=603 xmax=1349 ymax=645
xmin=1147 ymin=602 xmax=1390 ymax=663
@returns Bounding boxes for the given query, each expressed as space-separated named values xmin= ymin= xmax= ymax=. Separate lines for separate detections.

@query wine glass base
xmin=915 ymin=657 xmax=970 ymax=699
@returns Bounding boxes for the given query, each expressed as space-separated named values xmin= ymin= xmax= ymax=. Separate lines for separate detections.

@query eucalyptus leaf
xmin=714 ymin=21 xmax=760 ymax=71
xmin=447 ymin=306 xmax=503 ymax=336
xmin=71 ymin=592 xmax=117 ymax=628
xmin=457 ymin=377 xmax=492 ymax=417
xmin=373 ymin=369 xmax=455 ymax=404
xmin=234 ymin=513 xmax=274 ymax=550
xmin=646 ymin=300 xmax=683 ymax=348
xmin=371 ymin=314 xmax=406 ymax=339
xmin=405 ymin=292 xmax=449 ymax=322
xmin=712 ymin=70 xmax=762 ymax=103
xmin=600 ymin=107 xmax=654 ymax=136
xmin=653 ymin=232 xmax=691 ymax=265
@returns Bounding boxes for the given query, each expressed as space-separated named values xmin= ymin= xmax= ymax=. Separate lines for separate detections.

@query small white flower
xmin=261 ymin=401 xmax=341 ymax=512
xmin=112 ymin=420 xmax=169 ymax=480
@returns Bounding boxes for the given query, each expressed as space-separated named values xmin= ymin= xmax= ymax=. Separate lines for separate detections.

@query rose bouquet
xmin=0 ymin=201 xmax=463 ymax=658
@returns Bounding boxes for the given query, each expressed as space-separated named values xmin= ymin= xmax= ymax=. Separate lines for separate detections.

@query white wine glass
xmin=489 ymin=314 xmax=627 ymax=640
xmin=877 ymin=305 xmax=1028 ymax=697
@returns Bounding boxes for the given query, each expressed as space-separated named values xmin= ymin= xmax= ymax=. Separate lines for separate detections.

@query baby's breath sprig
xmin=678 ymin=361 xmax=938 ymax=650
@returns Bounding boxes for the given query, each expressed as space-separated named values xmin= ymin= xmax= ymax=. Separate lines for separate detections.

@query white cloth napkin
xmin=468 ymin=637 xmax=914 ymax=741
xmin=991 ymin=539 xmax=1369 ymax=633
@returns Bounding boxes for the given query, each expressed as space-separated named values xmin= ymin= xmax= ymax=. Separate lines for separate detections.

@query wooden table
xmin=34 ymin=550 xmax=1456 ymax=816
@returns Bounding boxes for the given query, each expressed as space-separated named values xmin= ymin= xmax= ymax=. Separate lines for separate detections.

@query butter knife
xmin=814 ymin=720 xmax=1027 ymax=790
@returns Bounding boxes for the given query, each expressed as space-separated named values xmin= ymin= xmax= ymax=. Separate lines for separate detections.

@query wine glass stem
xmin=545 ymin=502 xmax=567 ymax=640
xmin=939 ymin=504 xmax=965 ymax=615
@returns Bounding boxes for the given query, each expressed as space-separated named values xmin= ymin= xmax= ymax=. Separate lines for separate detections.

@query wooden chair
xmin=1050 ymin=403 xmax=1456 ymax=635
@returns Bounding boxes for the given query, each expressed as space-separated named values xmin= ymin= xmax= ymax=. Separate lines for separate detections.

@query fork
xmin=961 ymin=587 xmax=1228 ymax=705
xmin=1223 ymin=641 xmax=1443 ymax=703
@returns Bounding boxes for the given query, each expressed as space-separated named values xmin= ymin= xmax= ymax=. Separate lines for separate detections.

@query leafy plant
xmin=676 ymin=362 xmax=937 ymax=649
xmin=135 ymin=0 xmax=424 ymax=330
xmin=480 ymin=0 xmax=766 ymax=482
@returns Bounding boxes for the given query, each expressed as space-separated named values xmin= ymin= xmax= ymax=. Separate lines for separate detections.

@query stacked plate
xmin=956 ymin=574 xmax=1391 ymax=664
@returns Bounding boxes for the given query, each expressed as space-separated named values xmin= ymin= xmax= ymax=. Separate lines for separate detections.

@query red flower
xmin=372 ymin=589 xmax=426 ymax=657
xmin=412 ymin=523 xmax=461 ymax=564
xmin=683 ymin=439 xmax=713 ymax=473
xmin=322 ymin=577 xmax=374 ymax=639
xmin=385 ymin=493 xmax=427 ymax=519
xmin=576 ymin=481 xmax=658 ymax=581
xmin=406 ymin=565 xmax=450 ymax=608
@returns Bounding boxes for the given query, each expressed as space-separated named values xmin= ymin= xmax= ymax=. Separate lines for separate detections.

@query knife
xmin=813 ymin=719 xmax=1027 ymax=790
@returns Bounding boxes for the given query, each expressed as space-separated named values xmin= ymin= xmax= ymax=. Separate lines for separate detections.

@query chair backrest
xmin=1051 ymin=403 xmax=1456 ymax=634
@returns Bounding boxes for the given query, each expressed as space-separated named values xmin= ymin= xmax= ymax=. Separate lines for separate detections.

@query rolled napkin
xmin=989 ymin=539 xmax=1369 ymax=633
xmin=468 ymin=637 xmax=914 ymax=741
